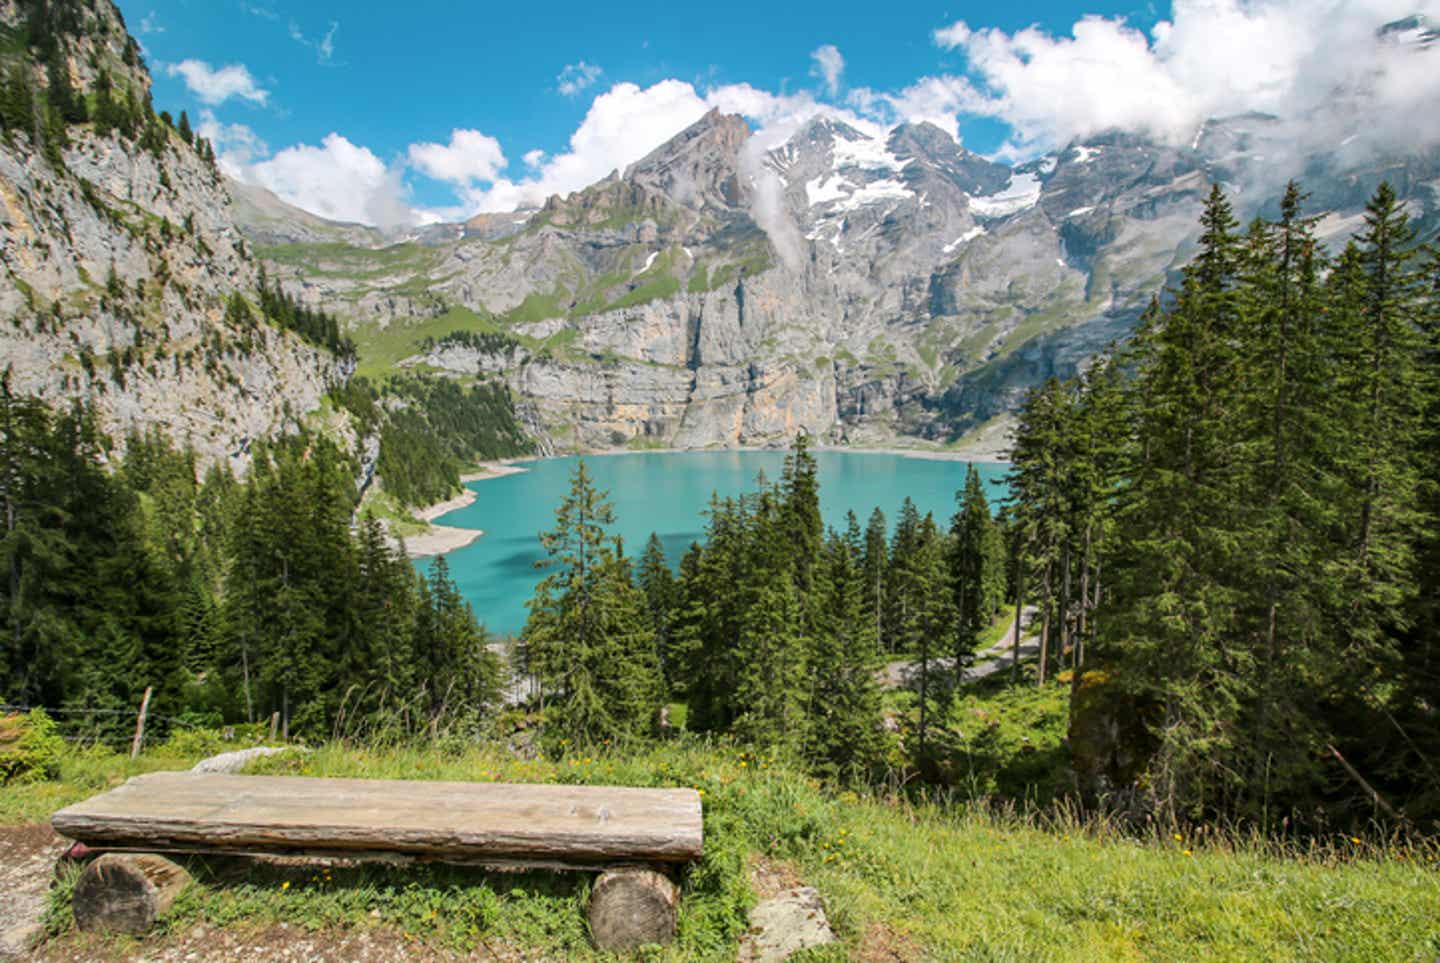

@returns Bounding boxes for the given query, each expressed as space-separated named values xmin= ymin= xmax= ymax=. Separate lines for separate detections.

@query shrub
xmin=0 ymin=709 xmax=66 ymax=784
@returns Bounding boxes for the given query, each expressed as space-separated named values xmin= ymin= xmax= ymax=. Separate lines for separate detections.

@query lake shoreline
xmin=407 ymin=463 xmax=531 ymax=558
xmin=410 ymin=449 xmax=1008 ymax=636
xmin=525 ymin=444 xmax=1011 ymax=465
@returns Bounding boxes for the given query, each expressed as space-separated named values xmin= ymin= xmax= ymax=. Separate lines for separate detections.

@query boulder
xmin=737 ymin=886 xmax=836 ymax=962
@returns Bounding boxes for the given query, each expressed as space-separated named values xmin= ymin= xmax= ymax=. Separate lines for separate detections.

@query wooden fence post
xmin=268 ymin=712 xmax=280 ymax=742
xmin=130 ymin=687 xmax=153 ymax=759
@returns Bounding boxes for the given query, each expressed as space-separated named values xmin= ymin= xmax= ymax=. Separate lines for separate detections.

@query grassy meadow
xmin=6 ymin=706 xmax=1439 ymax=961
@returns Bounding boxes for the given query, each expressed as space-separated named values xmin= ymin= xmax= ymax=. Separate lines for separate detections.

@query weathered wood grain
xmin=73 ymin=853 xmax=190 ymax=934
xmin=51 ymin=772 xmax=703 ymax=866
xmin=588 ymin=866 xmax=680 ymax=950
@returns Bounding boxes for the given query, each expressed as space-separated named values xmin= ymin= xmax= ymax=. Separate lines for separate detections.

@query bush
xmin=157 ymin=722 xmax=271 ymax=759
xmin=930 ymin=680 xmax=1071 ymax=803
xmin=0 ymin=709 xmax=67 ymax=784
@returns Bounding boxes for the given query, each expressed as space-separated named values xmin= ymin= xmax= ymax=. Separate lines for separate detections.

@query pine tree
xmin=45 ymin=45 xmax=84 ymax=124
xmin=177 ymin=109 xmax=193 ymax=145
xmin=901 ymin=514 xmax=950 ymax=764
xmin=861 ymin=507 xmax=888 ymax=648
xmin=0 ymin=66 xmax=35 ymax=133
xmin=884 ymin=498 xmax=922 ymax=653
xmin=805 ymin=518 xmax=885 ymax=780
xmin=636 ymin=532 xmax=679 ymax=691
xmin=92 ymin=69 xmax=120 ymax=137
xmin=523 ymin=460 xmax=661 ymax=745
xmin=948 ymin=464 xmax=1000 ymax=686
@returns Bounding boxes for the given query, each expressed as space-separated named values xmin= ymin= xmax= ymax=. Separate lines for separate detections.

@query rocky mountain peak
xmin=621 ymin=109 xmax=750 ymax=212
xmin=887 ymin=122 xmax=1012 ymax=197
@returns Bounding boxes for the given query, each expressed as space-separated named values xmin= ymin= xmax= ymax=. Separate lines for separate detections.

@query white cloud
xmin=934 ymin=0 xmax=1440 ymax=160
xmin=243 ymin=133 xmax=416 ymax=228
xmin=138 ymin=11 xmax=164 ymax=34
xmin=209 ymin=2 xmax=1440 ymax=232
xmin=409 ymin=129 xmax=507 ymax=185
xmin=196 ymin=110 xmax=268 ymax=175
xmin=557 ymin=61 xmax=603 ymax=96
xmin=165 ymin=60 xmax=270 ymax=106
xmin=462 ymin=79 xmax=711 ymax=212
xmin=848 ymin=76 xmax=979 ymax=140
xmin=289 ymin=19 xmax=340 ymax=64
xmin=318 ymin=22 xmax=338 ymax=63
xmin=809 ymin=44 xmax=845 ymax=97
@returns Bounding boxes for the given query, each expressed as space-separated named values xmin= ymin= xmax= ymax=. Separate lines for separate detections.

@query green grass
xmin=257 ymin=242 xmax=440 ymax=282
xmin=626 ymin=436 xmax=671 ymax=451
xmin=358 ymin=488 xmax=429 ymax=538
xmin=14 ymin=715 xmax=1440 ymax=961
xmin=351 ymin=306 xmax=502 ymax=381
xmin=498 ymin=291 xmax=567 ymax=327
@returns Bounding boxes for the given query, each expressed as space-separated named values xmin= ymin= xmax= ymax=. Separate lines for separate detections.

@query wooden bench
xmin=51 ymin=772 xmax=703 ymax=950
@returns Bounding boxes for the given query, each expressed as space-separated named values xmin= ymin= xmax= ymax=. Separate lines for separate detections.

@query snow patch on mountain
xmin=969 ymin=172 xmax=1042 ymax=218
xmin=806 ymin=175 xmax=850 ymax=206
xmin=834 ymin=178 xmax=912 ymax=211
xmin=943 ymin=226 xmax=986 ymax=253
xmin=832 ymin=133 xmax=911 ymax=174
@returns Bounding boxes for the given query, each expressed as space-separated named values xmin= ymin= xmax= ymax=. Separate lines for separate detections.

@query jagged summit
xmin=624 ymin=108 xmax=750 ymax=213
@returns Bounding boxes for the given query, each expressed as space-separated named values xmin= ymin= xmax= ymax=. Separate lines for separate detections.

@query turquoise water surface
xmin=422 ymin=451 xmax=1009 ymax=637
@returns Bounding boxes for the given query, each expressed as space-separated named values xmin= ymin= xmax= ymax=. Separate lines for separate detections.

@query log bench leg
xmin=587 ymin=866 xmax=680 ymax=951
xmin=73 ymin=853 xmax=191 ymax=934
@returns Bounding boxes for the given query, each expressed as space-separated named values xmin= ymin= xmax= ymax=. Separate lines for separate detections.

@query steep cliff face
xmin=247 ymin=87 xmax=1440 ymax=455
xmin=0 ymin=0 xmax=341 ymax=467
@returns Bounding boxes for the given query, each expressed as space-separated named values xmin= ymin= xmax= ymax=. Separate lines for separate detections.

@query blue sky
xmin=116 ymin=0 xmax=1440 ymax=225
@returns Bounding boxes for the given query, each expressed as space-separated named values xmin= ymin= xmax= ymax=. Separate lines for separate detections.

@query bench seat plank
xmin=51 ymin=772 xmax=703 ymax=866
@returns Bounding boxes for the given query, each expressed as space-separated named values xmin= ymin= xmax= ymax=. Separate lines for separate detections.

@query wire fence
xmin=1 ymin=702 xmax=200 ymax=744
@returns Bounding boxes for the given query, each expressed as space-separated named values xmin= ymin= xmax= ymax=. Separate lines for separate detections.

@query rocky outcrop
xmin=0 ymin=0 xmax=341 ymax=468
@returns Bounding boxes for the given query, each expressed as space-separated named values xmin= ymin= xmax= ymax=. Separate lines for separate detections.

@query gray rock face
xmin=0 ymin=1 xmax=340 ymax=470
xmin=737 ymin=886 xmax=837 ymax=962
xmin=242 ymin=80 xmax=1440 ymax=455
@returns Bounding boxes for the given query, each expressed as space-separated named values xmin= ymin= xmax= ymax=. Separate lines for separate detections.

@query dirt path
xmin=878 ymin=606 xmax=1039 ymax=689
xmin=0 ymin=823 xmax=67 ymax=960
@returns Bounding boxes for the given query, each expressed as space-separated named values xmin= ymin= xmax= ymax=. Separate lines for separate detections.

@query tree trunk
xmin=73 ymin=853 xmax=191 ymax=934
xmin=1077 ymin=526 xmax=1091 ymax=667
xmin=588 ymin=866 xmax=679 ymax=951
xmin=1060 ymin=543 xmax=1072 ymax=666
xmin=1038 ymin=561 xmax=1053 ymax=686
xmin=1012 ymin=559 xmax=1024 ymax=682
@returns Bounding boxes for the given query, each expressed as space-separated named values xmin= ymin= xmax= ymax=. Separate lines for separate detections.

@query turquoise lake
xmin=422 ymin=451 xmax=1009 ymax=637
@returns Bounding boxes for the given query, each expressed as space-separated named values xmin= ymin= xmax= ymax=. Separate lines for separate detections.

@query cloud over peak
xmin=809 ymin=44 xmax=844 ymax=97
xmin=934 ymin=0 xmax=1440 ymax=158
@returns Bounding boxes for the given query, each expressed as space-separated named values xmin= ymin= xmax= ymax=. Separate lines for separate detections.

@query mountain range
xmin=4 ymin=0 xmax=1439 ymax=468
xmin=244 ymin=96 xmax=1440 ymax=456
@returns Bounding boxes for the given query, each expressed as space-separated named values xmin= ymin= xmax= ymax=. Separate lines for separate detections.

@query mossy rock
xmin=1068 ymin=671 xmax=1159 ymax=810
